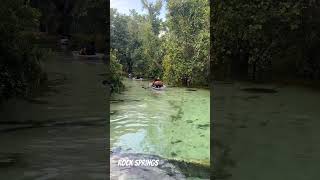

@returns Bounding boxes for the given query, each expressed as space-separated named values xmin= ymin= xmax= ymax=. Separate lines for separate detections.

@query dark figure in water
xmin=182 ymin=74 xmax=191 ymax=87
xmin=152 ymin=77 xmax=163 ymax=88
xmin=85 ymin=41 xmax=96 ymax=55
xmin=79 ymin=45 xmax=86 ymax=55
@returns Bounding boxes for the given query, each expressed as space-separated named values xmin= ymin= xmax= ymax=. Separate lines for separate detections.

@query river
xmin=110 ymin=79 xmax=210 ymax=179
xmin=0 ymin=51 xmax=108 ymax=180
xmin=213 ymin=82 xmax=320 ymax=179
xmin=0 ymin=51 xmax=211 ymax=180
xmin=2 ymin=49 xmax=317 ymax=179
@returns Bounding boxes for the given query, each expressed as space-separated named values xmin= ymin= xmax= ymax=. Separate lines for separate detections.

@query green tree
xmin=111 ymin=1 xmax=164 ymax=79
xmin=0 ymin=0 xmax=48 ymax=102
xmin=110 ymin=8 xmax=131 ymax=72
xmin=141 ymin=0 xmax=163 ymax=35
xmin=109 ymin=50 xmax=124 ymax=93
xmin=111 ymin=0 xmax=210 ymax=86
xmin=138 ymin=0 xmax=163 ymax=78
xmin=211 ymin=0 xmax=320 ymax=81
xmin=163 ymin=0 xmax=210 ymax=86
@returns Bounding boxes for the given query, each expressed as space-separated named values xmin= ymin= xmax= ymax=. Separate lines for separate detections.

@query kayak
xmin=72 ymin=51 xmax=104 ymax=59
xmin=60 ymin=38 xmax=69 ymax=45
xmin=151 ymin=85 xmax=166 ymax=90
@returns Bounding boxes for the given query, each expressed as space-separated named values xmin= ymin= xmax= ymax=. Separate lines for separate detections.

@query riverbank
xmin=32 ymin=32 xmax=106 ymax=52
xmin=123 ymin=77 xmax=210 ymax=91
xmin=214 ymin=78 xmax=320 ymax=91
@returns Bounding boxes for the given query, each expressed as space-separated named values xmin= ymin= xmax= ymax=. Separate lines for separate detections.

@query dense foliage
xmin=163 ymin=0 xmax=210 ymax=86
xmin=30 ymin=0 xmax=106 ymax=51
xmin=0 ymin=0 xmax=49 ymax=103
xmin=111 ymin=2 xmax=164 ymax=79
xmin=30 ymin=0 xmax=105 ymax=35
xmin=109 ymin=50 xmax=125 ymax=93
xmin=111 ymin=0 xmax=210 ymax=87
xmin=212 ymin=0 xmax=320 ymax=81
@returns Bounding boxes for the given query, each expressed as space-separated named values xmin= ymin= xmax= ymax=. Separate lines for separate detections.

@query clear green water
xmin=110 ymin=79 xmax=210 ymax=165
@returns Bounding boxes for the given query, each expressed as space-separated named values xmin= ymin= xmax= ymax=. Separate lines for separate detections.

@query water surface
xmin=213 ymin=82 xmax=320 ymax=179
xmin=110 ymin=79 xmax=210 ymax=165
xmin=0 ymin=51 xmax=108 ymax=180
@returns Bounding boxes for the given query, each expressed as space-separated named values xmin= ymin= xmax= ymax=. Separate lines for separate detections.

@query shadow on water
xmin=240 ymin=87 xmax=278 ymax=93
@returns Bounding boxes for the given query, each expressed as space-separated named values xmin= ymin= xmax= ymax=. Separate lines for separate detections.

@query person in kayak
xmin=152 ymin=77 xmax=164 ymax=88
xmin=79 ymin=44 xmax=86 ymax=55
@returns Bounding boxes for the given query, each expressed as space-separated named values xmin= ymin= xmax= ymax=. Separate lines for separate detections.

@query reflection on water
xmin=0 ymin=52 xmax=107 ymax=180
xmin=110 ymin=79 xmax=210 ymax=170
